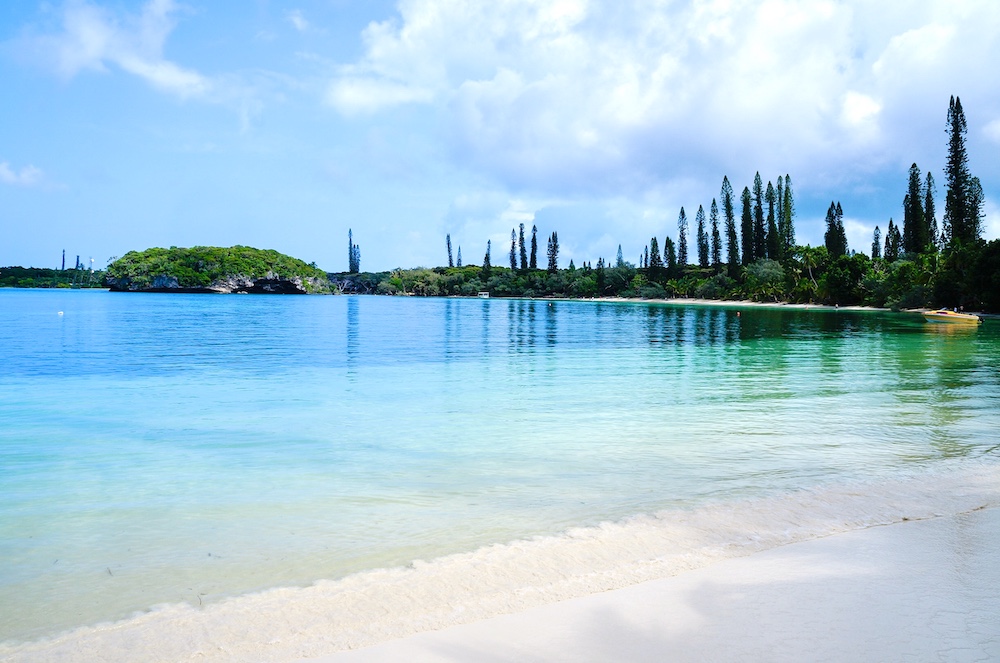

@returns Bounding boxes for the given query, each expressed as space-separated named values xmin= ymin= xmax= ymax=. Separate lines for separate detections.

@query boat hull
xmin=923 ymin=310 xmax=982 ymax=324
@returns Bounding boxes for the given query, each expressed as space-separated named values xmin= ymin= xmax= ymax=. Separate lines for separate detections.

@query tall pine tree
xmin=924 ymin=172 xmax=938 ymax=249
xmin=710 ymin=198 xmax=722 ymax=268
xmin=943 ymin=95 xmax=980 ymax=246
xmin=546 ymin=232 xmax=559 ymax=272
xmin=740 ymin=187 xmax=753 ymax=265
xmin=722 ymin=178 xmax=739 ymax=274
xmin=884 ymin=219 xmax=901 ymax=261
xmin=509 ymin=229 xmax=517 ymax=270
xmin=649 ymin=237 xmax=663 ymax=269
xmin=482 ymin=240 xmax=492 ymax=277
xmin=447 ymin=234 xmax=454 ymax=267
xmin=765 ymin=181 xmax=779 ymax=259
xmin=752 ymin=172 xmax=766 ymax=261
xmin=529 ymin=225 xmax=538 ymax=270
xmin=348 ymin=229 xmax=360 ymax=273
xmin=518 ymin=223 xmax=528 ymax=270
xmin=872 ymin=226 xmax=881 ymax=259
xmin=664 ymin=237 xmax=677 ymax=277
xmin=824 ymin=202 xmax=848 ymax=258
xmin=677 ymin=207 xmax=689 ymax=267
xmin=696 ymin=205 xmax=709 ymax=268
xmin=902 ymin=163 xmax=926 ymax=254
xmin=782 ymin=174 xmax=796 ymax=255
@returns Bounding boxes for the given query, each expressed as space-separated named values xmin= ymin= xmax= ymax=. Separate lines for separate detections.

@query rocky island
xmin=105 ymin=246 xmax=334 ymax=294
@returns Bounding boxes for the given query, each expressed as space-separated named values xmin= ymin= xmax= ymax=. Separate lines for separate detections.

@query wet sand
xmin=305 ymin=507 xmax=1000 ymax=663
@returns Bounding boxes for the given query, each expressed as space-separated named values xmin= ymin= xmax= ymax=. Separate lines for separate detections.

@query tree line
xmin=340 ymin=96 xmax=998 ymax=311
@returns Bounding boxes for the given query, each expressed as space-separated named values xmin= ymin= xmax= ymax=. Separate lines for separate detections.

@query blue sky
xmin=2 ymin=0 xmax=999 ymax=272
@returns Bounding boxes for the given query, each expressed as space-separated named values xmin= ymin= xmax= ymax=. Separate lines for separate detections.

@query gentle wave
xmin=4 ymin=457 xmax=997 ymax=662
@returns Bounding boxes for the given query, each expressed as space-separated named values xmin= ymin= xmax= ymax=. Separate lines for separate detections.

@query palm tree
xmin=800 ymin=246 xmax=820 ymax=289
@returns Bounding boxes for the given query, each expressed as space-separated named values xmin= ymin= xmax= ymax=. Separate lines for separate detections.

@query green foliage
xmin=743 ymin=259 xmax=786 ymax=302
xmin=0 ymin=267 xmax=106 ymax=289
xmin=106 ymin=246 xmax=330 ymax=291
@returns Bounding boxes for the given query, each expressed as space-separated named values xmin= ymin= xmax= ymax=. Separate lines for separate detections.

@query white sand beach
xmin=4 ymin=463 xmax=998 ymax=663
xmin=307 ymin=506 xmax=1000 ymax=663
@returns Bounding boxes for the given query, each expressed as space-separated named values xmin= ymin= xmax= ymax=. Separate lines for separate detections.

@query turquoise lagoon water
xmin=1 ymin=289 xmax=999 ymax=643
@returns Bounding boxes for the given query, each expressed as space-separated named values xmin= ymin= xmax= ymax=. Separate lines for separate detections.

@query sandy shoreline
xmin=306 ymin=506 xmax=1000 ymax=663
xmin=4 ymin=462 xmax=998 ymax=663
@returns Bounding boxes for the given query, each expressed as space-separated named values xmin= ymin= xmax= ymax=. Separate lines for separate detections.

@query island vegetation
xmin=0 ymin=266 xmax=106 ymax=289
xmin=336 ymin=96 xmax=999 ymax=313
xmin=105 ymin=245 xmax=334 ymax=294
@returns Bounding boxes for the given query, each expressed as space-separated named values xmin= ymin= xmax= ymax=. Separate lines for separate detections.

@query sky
xmin=2 ymin=0 xmax=999 ymax=273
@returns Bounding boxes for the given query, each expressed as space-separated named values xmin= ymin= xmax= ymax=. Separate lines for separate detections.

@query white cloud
xmin=23 ymin=0 xmax=210 ymax=98
xmin=326 ymin=77 xmax=433 ymax=115
xmin=841 ymin=92 xmax=882 ymax=127
xmin=327 ymin=0 xmax=1000 ymax=207
xmin=288 ymin=10 xmax=309 ymax=33
xmin=0 ymin=162 xmax=44 ymax=187
xmin=844 ymin=218 xmax=876 ymax=256
xmin=985 ymin=119 xmax=1000 ymax=145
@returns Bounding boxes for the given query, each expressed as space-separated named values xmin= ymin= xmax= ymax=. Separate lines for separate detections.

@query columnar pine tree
xmin=872 ymin=226 xmax=882 ymax=259
xmin=884 ymin=219 xmax=902 ymax=261
xmin=710 ymin=199 xmax=722 ymax=268
xmin=696 ymin=205 xmax=709 ymax=268
xmin=677 ymin=207 xmax=689 ymax=267
xmin=969 ymin=176 xmax=985 ymax=242
xmin=642 ymin=246 xmax=648 ymax=269
xmin=456 ymin=246 xmax=462 ymax=267
xmin=547 ymin=231 xmax=559 ymax=273
xmin=447 ymin=234 xmax=454 ymax=267
xmin=509 ymin=229 xmax=517 ymax=270
xmin=482 ymin=240 xmax=492 ymax=277
xmin=752 ymin=172 xmax=766 ymax=261
xmin=765 ymin=181 xmax=779 ymax=259
xmin=616 ymin=245 xmax=625 ymax=268
xmin=518 ymin=223 xmax=528 ymax=270
xmin=530 ymin=225 xmax=538 ymax=270
xmin=943 ymin=95 xmax=979 ymax=246
xmin=664 ymin=237 xmax=677 ymax=277
xmin=740 ymin=187 xmax=753 ymax=265
xmin=782 ymin=174 xmax=796 ymax=254
xmin=824 ymin=202 xmax=848 ymax=258
xmin=836 ymin=202 xmax=847 ymax=255
xmin=902 ymin=163 xmax=926 ymax=254
xmin=776 ymin=177 xmax=785 ymax=246
xmin=721 ymin=178 xmax=739 ymax=275
xmin=924 ymin=172 xmax=938 ymax=250
xmin=348 ymin=229 xmax=357 ymax=273
xmin=649 ymin=237 xmax=663 ymax=269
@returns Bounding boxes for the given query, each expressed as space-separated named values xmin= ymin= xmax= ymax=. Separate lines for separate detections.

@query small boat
xmin=923 ymin=309 xmax=983 ymax=324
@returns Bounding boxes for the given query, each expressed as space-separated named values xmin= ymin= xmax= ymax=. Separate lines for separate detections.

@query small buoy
xmin=736 ymin=311 xmax=740 ymax=317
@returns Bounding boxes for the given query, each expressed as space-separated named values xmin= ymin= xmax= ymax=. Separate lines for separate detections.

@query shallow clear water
xmin=1 ymin=290 xmax=998 ymax=643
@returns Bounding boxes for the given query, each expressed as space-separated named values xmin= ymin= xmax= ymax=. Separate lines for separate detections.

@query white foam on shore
xmin=4 ymin=458 xmax=998 ymax=663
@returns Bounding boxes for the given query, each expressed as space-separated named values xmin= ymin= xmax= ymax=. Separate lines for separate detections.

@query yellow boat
xmin=923 ymin=309 xmax=983 ymax=324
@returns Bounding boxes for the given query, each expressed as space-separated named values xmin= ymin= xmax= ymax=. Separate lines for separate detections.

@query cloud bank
xmin=326 ymin=0 xmax=1000 ymax=202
